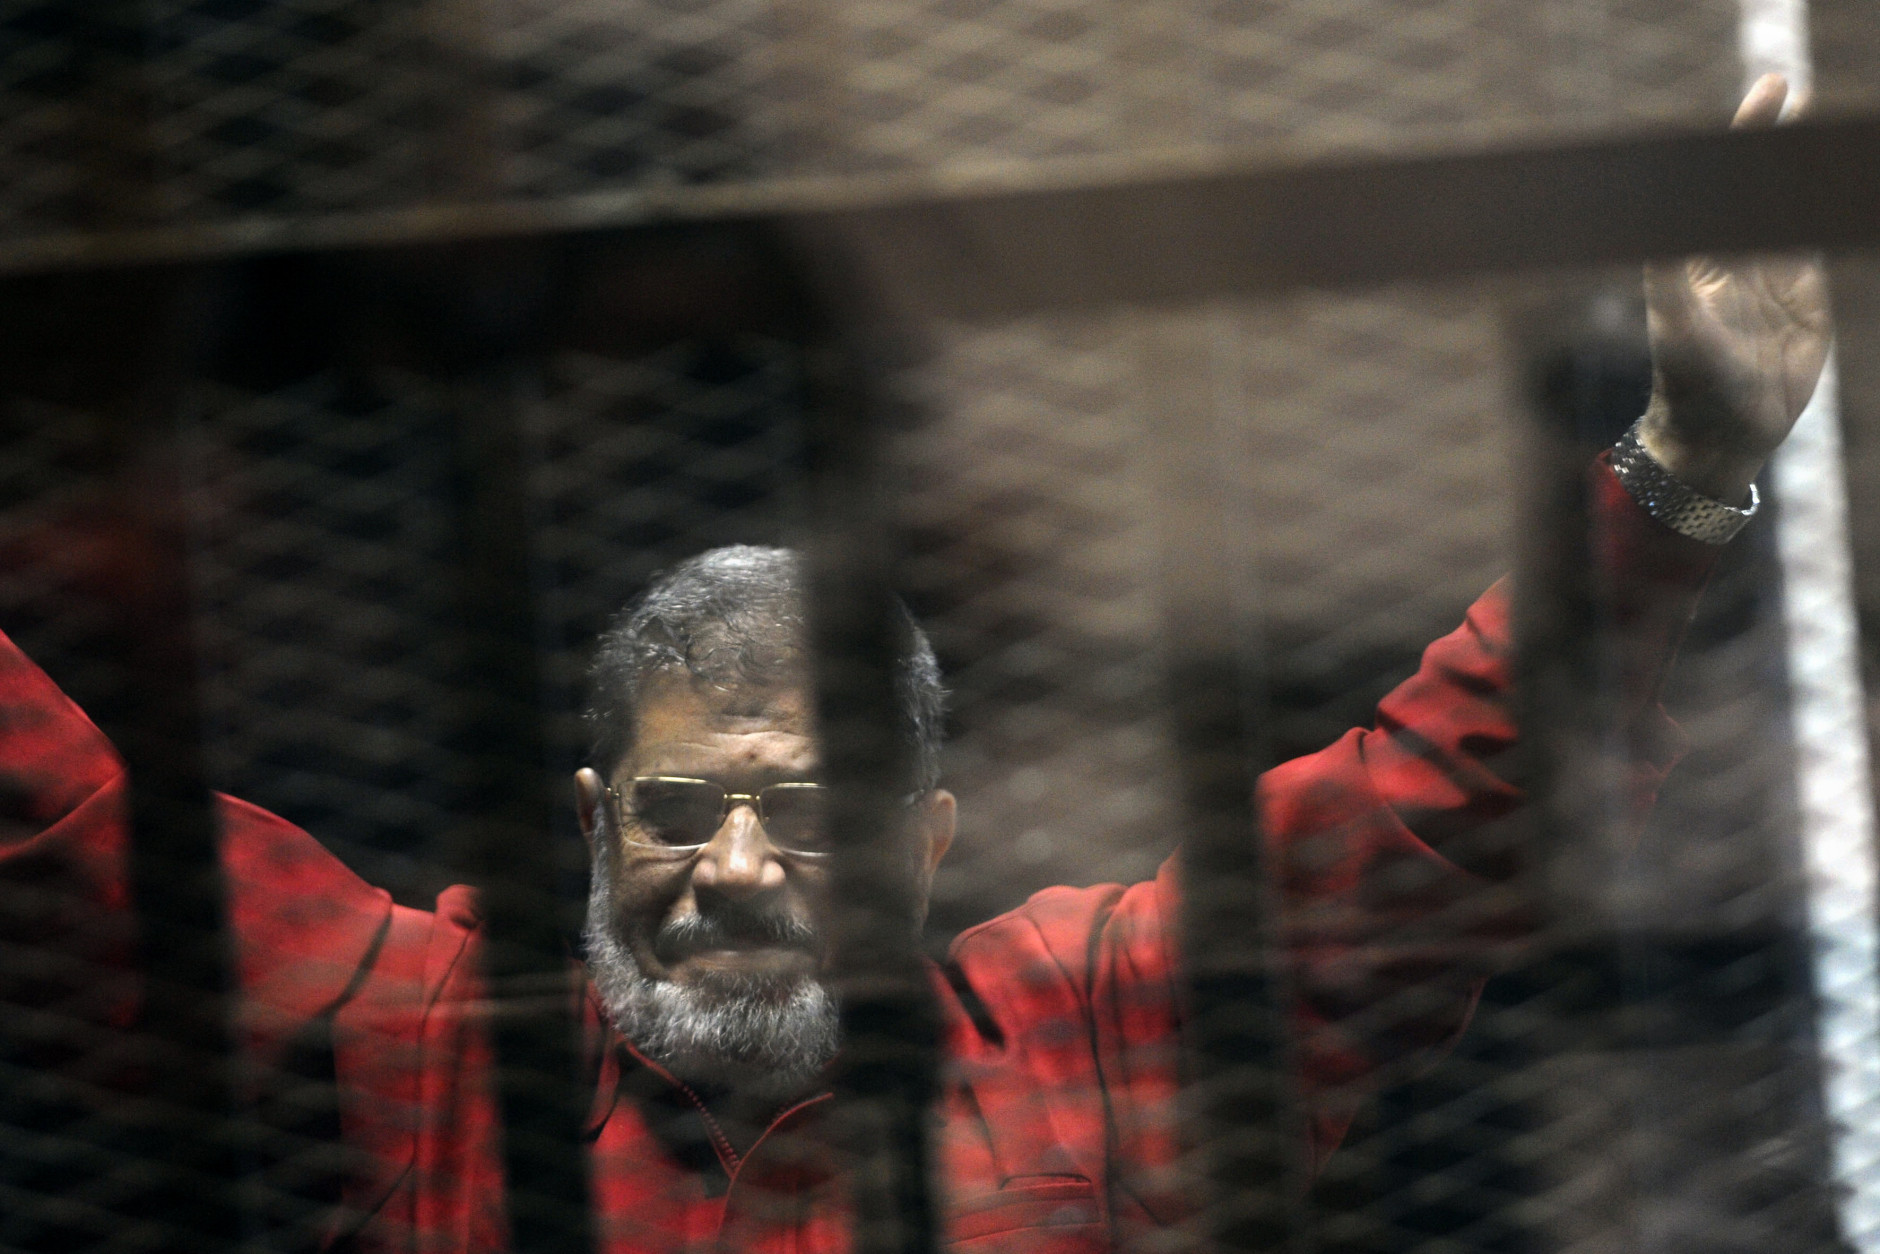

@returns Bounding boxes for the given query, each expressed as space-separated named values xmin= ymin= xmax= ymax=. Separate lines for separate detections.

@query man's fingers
xmin=1732 ymin=72 xmax=1788 ymax=128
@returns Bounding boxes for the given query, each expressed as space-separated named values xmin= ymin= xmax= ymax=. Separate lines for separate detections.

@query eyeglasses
xmin=605 ymin=776 xmax=833 ymax=857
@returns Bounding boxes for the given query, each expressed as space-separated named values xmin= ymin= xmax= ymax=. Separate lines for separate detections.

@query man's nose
xmin=690 ymin=804 xmax=787 ymax=894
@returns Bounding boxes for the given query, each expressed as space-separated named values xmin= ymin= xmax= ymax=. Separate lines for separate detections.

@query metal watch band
xmin=1609 ymin=419 xmax=1760 ymax=546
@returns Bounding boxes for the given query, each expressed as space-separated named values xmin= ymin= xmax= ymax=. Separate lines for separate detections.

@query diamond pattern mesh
xmin=0 ymin=0 xmax=1870 ymax=1249
xmin=150 ymin=0 xmax=450 ymax=218
xmin=0 ymin=3 xmax=85 ymax=236
xmin=0 ymin=279 xmax=1857 ymax=1250
xmin=523 ymin=338 xmax=805 ymax=783
xmin=0 ymin=0 xmax=1748 ymax=242
xmin=836 ymin=0 xmax=1124 ymax=165
xmin=172 ymin=338 xmax=805 ymax=906
xmin=497 ymin=0 xmax=780 ymax=193
xmin=1231 ymin=289 xmax=1511 ymax=763
xmin=897 ymin=314 xmax=1182 ymax=934
xmin=0 ymin=290 xmax=812 ymax=1246
xmin=187 ymin=372 xmax=470 ymax=905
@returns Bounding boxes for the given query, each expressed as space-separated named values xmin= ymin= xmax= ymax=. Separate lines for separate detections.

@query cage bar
xmin=0 ymin=116 xmax=1873 ymax=289
xmin=793 ymin=230 xmax=942 ymax=1254
xmin=105 ymin=273 xmax=247 ymax=1254
xmin=1145 ymin=310 xmax=1310 ymax=1254
xmin=443 ymin=248 xmax=595 ymax=1254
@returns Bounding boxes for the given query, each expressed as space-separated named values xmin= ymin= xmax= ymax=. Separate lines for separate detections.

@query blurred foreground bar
xmin=442 ymin=251 xmax=596 ymax=1254
xmin=2 ymin=114 xmax=1877 ymax=305
xmin=793 ymin=231 xmax=941 ymax=1254
xmin=1142 ymin=311 xmax=1307 ymax=1253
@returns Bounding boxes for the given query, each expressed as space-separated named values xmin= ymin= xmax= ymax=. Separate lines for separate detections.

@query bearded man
xmin=0 ymin=74 xmax=1831 ymax=1254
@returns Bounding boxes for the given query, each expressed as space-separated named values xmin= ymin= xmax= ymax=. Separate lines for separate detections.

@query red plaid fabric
xmin=0 ymin=460 xmax=1715 ymax=1253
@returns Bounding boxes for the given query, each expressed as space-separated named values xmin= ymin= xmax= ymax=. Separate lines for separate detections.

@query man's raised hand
xmin=1637 ymin=72 xmax=1833 ymax=505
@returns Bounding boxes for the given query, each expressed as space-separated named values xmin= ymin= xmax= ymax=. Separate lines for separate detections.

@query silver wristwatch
xmin=1610 ymin=419 xmax=1760 ymax=546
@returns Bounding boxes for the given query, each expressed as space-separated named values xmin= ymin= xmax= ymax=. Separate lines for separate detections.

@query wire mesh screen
xmin=1292 ymin=277 xmax=1838 ymax=1254
xmin=0 ymin=0 xmax=1876 ymax=1250
xmin=187 ymin=372 xmax=470 ymax=906
xmin=879 ymin=266 xmax=1847 ymax=1254
xmin=0 ymin=255 xmax=1860 ymax=1251
xmin=185 ymin=334 xmax=805 ymax=905
xmin=898 ymin=290 xmax=1513 ymax=929
xmin=0 ymin=0 xmax=1809 ymax=248
xmin=895 ymin=314 xmax=1182 ymax=933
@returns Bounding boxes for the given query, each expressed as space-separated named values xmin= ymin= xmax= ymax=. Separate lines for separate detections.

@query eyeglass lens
xmin=626 ymin=779 xmax=830 ymax=853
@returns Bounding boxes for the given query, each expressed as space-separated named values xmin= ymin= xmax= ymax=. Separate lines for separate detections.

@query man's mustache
xmin=654 ymin=903 xmax=820 ymax=963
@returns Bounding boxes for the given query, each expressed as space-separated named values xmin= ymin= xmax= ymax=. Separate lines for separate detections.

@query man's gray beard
xmin=583 ymin=866 xmax=839 ymax=1103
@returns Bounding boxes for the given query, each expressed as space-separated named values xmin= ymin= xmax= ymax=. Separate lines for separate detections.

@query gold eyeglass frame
xmin=603 ymin=776 xmax=834 ymax=859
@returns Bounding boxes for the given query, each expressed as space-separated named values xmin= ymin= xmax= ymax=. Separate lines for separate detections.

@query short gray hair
xmin=585 ymin=545 xmax=946 ymax=790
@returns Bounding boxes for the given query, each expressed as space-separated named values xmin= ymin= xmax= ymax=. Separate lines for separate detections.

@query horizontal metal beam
xmin=1 ymin=114 xmax=1876 ymax=305
xmin=837 ymin=112 xmax=1880 ymax=318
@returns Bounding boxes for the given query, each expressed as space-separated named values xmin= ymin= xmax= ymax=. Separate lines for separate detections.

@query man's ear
xmin=905 ymin=789 xmax=956 ymax=932
xmin=574 ymin=768 xmax=606 ymax=856
xmin=918 ymin=789 xmax=956 ymax=873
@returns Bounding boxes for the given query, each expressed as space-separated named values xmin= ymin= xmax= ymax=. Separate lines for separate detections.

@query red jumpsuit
xmin=0 ymin=463 xmax=1714 ymax=1252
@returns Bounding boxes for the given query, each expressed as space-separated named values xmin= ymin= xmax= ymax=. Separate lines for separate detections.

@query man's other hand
xmin=1637 ymin=72 xmax=1833 ymax=505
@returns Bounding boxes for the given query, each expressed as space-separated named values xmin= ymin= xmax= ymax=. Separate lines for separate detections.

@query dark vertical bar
xmin=94 ymin=269 xmax=245 ymax=1253
xmin=1475 ymin=294 xmax=1634 ymax=1254
xmin=1141 ymin=313 xmax=1307 ymax=1254
xmin=1510 ymin=303 xmax=1625 ymax=919
xmin=109 ymin=270 xmax=244 ymax=1248
xmin=1513 ymin=289 xmax=1702 ymax=1254
xmin=67 ymin=0 xmax=245 ymax=1228
xmin=788 ymin=227 xmax=940 ymax=1254
xmin=445 ymin=253 xmax=594 ymax=1254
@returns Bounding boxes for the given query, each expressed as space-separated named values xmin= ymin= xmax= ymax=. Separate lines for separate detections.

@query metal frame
xmin=0 ymin=114 xmax=1874 ymax=293
xmin=4 ymin=19 xmax=1879 ymax=1253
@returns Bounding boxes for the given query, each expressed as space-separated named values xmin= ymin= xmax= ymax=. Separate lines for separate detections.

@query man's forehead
xmin=627 ymin=669 xmax=819 ymax=759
